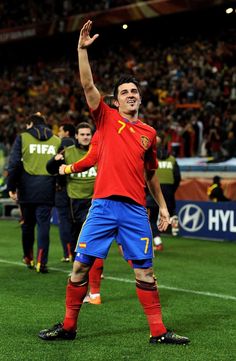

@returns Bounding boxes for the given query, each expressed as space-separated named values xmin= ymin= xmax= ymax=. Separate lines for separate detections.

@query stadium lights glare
xmin=122 ymin=24 xmax=128 ymax=30
xmin=225 ymin=7 xmax=234 ymax=14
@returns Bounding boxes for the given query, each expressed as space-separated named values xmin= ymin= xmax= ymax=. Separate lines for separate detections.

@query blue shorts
xmin=76 ymin=198 xmax=154 ymax=262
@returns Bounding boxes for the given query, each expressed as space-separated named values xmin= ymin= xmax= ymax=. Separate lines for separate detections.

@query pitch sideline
xmin=0 ymin=258 xmax=236 ymax=301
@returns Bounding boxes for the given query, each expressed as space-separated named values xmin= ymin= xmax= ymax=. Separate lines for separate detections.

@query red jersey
xmin=90 ymin=99 xmax=158 ymax=206
xmin=72 ymin=131 xmax=98 ymax=173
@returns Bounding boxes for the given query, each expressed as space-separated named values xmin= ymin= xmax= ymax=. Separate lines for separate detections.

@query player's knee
xmin=73 ymin=254 xmax=95 ymax=276
xmin=71 ymin=260 xmax=91 ymax=282
xmin=132 ymin=259 xmax=154 ymax=282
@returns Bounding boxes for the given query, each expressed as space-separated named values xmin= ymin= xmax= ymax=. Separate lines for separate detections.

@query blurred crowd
xmin=0 ymin=0 xmax=135 ymax=29
xmin=1 ymin=20 xmax=236 ymax=160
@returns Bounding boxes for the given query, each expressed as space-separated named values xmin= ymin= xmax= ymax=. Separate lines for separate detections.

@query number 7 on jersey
xmin=118 ymin=120 xmax=126 ymax=134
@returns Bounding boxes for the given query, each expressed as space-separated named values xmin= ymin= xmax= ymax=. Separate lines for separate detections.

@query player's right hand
xmin=78 ymin=20 xmax=99 ymax=50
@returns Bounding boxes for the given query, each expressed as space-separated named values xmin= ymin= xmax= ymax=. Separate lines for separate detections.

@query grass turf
xmin=0 ymin=219 xmax=235 ymax=361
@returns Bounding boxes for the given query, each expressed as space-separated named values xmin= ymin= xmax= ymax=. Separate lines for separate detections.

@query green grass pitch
xmin=0 ymin=219 xmax=235 ymax=361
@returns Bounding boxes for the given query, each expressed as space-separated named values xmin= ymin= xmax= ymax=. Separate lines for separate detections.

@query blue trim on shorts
xmin=132 ymin=259 xmax=153 ymax=268
xmin=74 ymin=253 xmax=95 ymax=265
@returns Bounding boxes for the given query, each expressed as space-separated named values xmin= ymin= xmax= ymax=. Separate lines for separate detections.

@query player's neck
xmin=119 ymin=110 xmax=139 ymax=123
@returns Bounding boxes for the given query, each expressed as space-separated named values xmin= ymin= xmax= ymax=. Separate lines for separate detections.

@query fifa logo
xmin=29 ymin=144 xmax=57 ymax=155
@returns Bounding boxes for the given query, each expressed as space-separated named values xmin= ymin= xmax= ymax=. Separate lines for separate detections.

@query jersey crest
xmin=140 ymin=135 xmax=150 ymax=150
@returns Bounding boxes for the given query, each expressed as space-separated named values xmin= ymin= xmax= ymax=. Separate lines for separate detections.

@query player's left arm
xmin=145 ymin=133 xmax=170 ymax=231
xmin=59 ymin=142 xmax=98 ymax=175
xmin=145 ymin=170 xmax=170 ymax=232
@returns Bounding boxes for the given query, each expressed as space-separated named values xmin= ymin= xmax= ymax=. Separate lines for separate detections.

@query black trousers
xmin=20 ymin=203 xmax=52 ymax=265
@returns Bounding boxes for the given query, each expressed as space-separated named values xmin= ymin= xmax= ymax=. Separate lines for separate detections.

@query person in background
xmin=39 ymin=20 xmax=189 ymax=345
xmin=7 ymin=113 xmax=61 ymax=273
xmin=55 ymin=123 xmax=75 ymax=262
xmin=146 ymin=141 xmax=181 ymax=251
xmin=207 ymin=176 xmax=230 ymax=202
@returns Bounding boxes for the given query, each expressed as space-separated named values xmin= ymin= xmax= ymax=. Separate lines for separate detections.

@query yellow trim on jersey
xmin=64 ymin=165 xmax=73 ymax=174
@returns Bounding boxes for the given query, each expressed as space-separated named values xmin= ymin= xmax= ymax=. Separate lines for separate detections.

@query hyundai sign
xmin=176 ymin=201 xmax=236 ymax=241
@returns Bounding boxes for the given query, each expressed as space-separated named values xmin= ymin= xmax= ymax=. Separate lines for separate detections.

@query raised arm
xmin=78 ymin=20 xmax=101 ymax=110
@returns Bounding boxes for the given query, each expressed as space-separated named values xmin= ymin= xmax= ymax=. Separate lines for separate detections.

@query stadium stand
xmin=0 ymin=1 xmax=236 ymax=201
xmin=0 ymin=0 xmax=142 ymax=29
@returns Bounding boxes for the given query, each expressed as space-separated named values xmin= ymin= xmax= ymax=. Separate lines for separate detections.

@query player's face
xmin=76 ymin=128 xmax=92 ymax=146
xmin=116 ymin=83 xmax=141 ymax=114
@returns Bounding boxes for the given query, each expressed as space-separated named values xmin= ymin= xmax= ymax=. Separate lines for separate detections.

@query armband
xmin=64 ymin=165 xmax=73 ymax=174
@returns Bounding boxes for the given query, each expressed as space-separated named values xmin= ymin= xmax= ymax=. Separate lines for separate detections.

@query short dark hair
xmin=76 ymin=122 xmax=93 ymax=133
xmin=213 ymin=176 xmax=221 ymax=184
xmin=60 ymin=123 xmax=75 ymax=137
xmin=113 ymin=75 xmax=141 ymax=100
xmin=27 ymin=112 xmax=46 ymax=126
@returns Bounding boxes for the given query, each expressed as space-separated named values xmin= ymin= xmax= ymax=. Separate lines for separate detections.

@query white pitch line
xmin=104 ymin=276 xmax=236 ymax=301
xmin=1 ymin=258 xmax=236 ymax=301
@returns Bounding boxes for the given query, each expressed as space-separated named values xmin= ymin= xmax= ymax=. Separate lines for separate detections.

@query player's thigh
xmin=76 ymin=199 xmax=117 ymax=258
xmin=117 ymin=204 xmax=153 ymax=260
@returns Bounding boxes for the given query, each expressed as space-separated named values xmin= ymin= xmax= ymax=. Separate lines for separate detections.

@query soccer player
xmin=39 ymin=20 xmax=189 ymax=345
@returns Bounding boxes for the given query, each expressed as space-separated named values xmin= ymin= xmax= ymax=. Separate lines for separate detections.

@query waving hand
xmin=78 ymin=20 xmax=99 ymax=50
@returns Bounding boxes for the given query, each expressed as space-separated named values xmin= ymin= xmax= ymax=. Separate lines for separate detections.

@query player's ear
xmin=113 ymin=99 xmax=119 ymax=108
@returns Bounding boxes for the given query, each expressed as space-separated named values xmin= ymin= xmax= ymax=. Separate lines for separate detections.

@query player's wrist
xmin=77 ymin=46 xmax=87 ymax=51
xmin=64 ymin=165 xmax=73 ymax=174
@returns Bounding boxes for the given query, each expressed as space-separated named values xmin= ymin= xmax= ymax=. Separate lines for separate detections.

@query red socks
xmin=127 ymin=260 xmax=133 ymax=268
xmin=89 ymin=258 xmax=103 ymax=294
xmin=63 ymin=269 xmax=166 ymax=336
xmin=136 ymin=279 xmax=167 ymax=337
xmin=63 ymin=279 xmax=88 ymax=332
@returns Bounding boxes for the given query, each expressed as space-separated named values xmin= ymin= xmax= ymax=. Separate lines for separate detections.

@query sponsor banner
xmin=176 ymin=200 xmax=236 ymax=241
